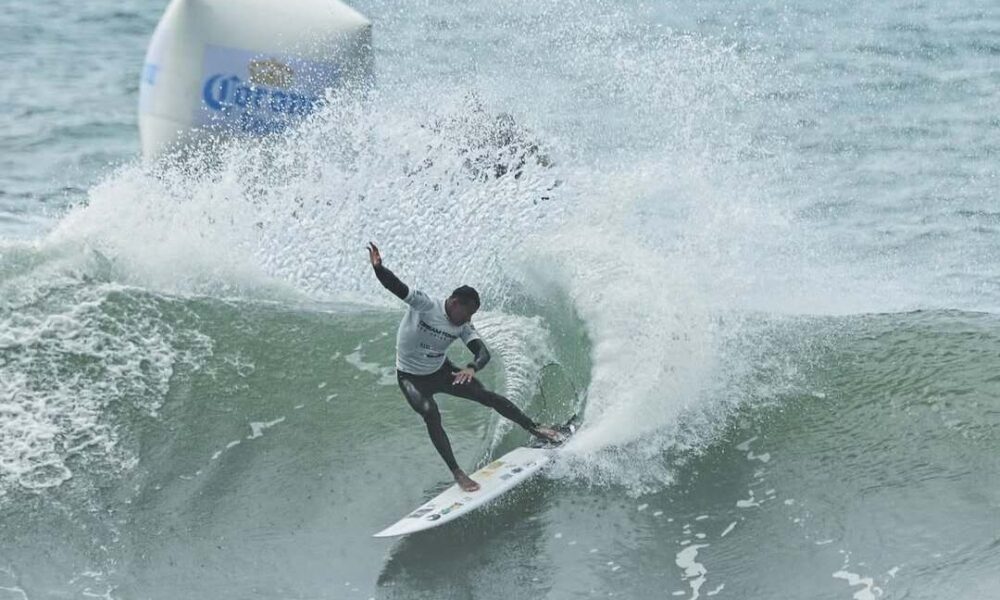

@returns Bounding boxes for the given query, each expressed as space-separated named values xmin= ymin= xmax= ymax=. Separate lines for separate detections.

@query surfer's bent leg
xmin=397 ymin=374 xmax=460 ymax=472
xmin=447 ymin=377 xmax=538 ymax=432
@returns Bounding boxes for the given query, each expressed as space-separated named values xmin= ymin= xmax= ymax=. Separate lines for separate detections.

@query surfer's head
xmin=446 ymin=285 xmax=480 ymax=325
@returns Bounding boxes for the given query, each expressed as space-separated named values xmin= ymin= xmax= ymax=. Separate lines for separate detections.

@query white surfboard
xmin=373 ymin=420 xmax=576 ymax=538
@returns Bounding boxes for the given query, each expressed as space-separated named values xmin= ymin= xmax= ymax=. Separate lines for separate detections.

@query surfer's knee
xmin=422 ymin=401 xmax=442 ymax=425
xmin=415 ymin=397 xmax=441 ymax=423
xmin=400 ymin=379 xmax=435 ymax=417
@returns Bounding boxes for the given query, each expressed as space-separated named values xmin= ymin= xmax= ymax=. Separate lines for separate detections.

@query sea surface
xmin=1 ymin=0 xmax=998 ymax=598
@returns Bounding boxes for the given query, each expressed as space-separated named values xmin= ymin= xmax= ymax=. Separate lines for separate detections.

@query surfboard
xmin=373 ymin=418 xmax=577 ymax=538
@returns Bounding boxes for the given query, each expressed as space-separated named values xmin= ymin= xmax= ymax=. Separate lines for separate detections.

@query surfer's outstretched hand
xmin=367 ymin=241 xmax=382 ymax=268
xmin=452 ymin=367 xmax=475 ymax=385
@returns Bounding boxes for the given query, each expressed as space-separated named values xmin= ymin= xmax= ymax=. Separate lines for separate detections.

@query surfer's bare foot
xmin=531 ymin=426 xmax=562 ymax=443
xmin=453 ymin=469 xmax=480 ymax=492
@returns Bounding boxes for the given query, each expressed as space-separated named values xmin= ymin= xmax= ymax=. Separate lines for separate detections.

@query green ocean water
xmin=2 ymin=277 xmax=998 ymax=598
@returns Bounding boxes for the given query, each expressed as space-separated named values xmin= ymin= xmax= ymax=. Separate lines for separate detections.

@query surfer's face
xmin=446 ymin=297 xmax=478 ymax=325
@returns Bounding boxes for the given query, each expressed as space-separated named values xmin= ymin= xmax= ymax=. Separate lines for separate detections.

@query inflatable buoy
xmin=138 ymin=0 xmax=372 ymax=158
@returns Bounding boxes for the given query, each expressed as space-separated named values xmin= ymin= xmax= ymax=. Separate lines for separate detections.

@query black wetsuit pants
xmin=396 ymin=359 xmax=537 ymax=472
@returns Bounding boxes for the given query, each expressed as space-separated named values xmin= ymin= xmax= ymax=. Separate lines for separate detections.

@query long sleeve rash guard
xmin=373 ymin=263 xmax=490 ymax=372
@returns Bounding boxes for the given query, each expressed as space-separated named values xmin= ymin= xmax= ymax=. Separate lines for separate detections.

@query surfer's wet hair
xmin=450 ymin=285 xmax=480 ymax=310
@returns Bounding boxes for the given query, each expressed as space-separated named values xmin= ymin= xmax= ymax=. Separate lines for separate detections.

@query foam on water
xmin=28 ymin=19 xmax=802 ymax=495
xmin=0 ymin=246 xmax=211 ymax=497
xmin=48 ymin=89 xmax=563 ymax=304
xmin=25 ymin=7 xmax=890 ymax=497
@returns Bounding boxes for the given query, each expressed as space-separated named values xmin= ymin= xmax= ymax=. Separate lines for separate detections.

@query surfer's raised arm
xmin=368 ymin=241 xmax=409 ymax=300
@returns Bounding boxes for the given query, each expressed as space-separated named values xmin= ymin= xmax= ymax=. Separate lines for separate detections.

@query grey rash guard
xmin=395 ymin=288 xmax=481 ymax=375
xmin=372 ymin=263 xmax=490 ymax=374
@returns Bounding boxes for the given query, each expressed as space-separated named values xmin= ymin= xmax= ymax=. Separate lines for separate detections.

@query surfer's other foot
xmin=453 ymin=470 xmax=480 ymax=492
xmin=531 ymin=426 xmax=562 ymax=443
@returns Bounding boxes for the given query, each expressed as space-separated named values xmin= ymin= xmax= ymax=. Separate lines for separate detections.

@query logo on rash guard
xmin=418 ymin=320 xmax=457 ymax=341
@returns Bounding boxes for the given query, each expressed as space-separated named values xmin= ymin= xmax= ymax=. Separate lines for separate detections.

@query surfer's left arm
xmin=465 ymin=338 xmax=491 ymax=372
xmin=452 ymin=328 xmax=490 ymax=385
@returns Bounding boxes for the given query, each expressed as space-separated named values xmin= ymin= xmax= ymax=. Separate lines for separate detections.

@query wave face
xmin=2 ymin=0 xmax=999 ymax=598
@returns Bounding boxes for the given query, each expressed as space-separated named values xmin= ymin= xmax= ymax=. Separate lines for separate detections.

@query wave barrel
xmin=138 ymin=0 xmax=372 ymax=158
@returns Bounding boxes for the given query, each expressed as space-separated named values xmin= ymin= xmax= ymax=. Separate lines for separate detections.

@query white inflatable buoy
xmin=138 ymin=0 xmax=372 ymax=158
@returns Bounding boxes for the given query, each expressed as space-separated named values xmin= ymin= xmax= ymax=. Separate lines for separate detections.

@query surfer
xmin=367 ymin=241 xmax=560 ymax=492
